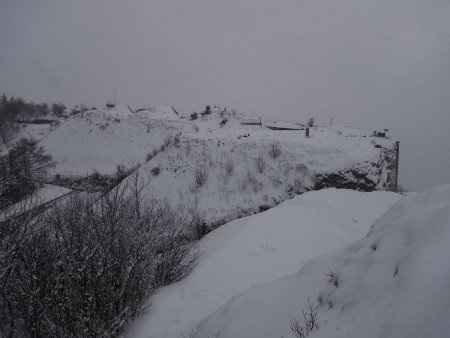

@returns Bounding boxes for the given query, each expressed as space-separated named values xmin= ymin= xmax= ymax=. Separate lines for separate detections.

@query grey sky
xmin=1 ymin=0 xmax=449 ymax=191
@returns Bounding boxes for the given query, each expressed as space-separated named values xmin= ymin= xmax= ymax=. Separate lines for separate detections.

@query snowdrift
xmin=195 ymin=185 xmax=450 ymax=338
xmin=125 ymin=189 xmax=401 ymax=338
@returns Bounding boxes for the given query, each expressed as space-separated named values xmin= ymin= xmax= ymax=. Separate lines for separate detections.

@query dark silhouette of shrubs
xmin=151 ymin=166 xmax=161 ymax=176
xmin=270 ymin=142 xmax=282 ymax=159
xmin=290 ymin=298 xmax=320 ymax=338
xmin=255 ymin=151 xmax=266 ymax=173
xmin=0 ymin=138 xmax=55 ymax=208
xmin=194 ymin=167 xmax=208 ymax=188
xmin=0 ymin=175 xmax=198 ymax=337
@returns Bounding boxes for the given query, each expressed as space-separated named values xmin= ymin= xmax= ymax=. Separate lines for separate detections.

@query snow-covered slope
xmin=38 ymin=106 xmax=396 ymax=224
xmin=125 ymin=189 xmax=401 ymax=338
xmin=0 ymin=184 xmax=72 ymax=221
xmin=195 ymin=185 xmax=450 ymax=338
xmin=38 ymin=106 xmax=182 ymax=175
xmin=127 ymin=111 xmax=396 ymax=225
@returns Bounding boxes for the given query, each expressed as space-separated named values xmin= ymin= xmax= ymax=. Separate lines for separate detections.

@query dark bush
xmin=0 ymin=138 xmax=55 ymax=208
xmin=270 ymin=142 xmax=282 ymax=159
xmin=194 ymin=167 xmax=208 ymax=188
xmin=151 ymin=166 xmax=161 ymax=176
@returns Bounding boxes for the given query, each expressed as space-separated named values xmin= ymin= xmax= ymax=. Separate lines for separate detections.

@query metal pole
xmin=394 ymin=141 xmax=400 ymax=192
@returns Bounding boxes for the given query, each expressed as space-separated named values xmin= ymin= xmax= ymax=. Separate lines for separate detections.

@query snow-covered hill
xmin=195 ymin=185 xmax=450 ymax=338
xmin=125 ymin=188 xmax=401 ymax=338
xmin=37 ymin=106 xmax=397 ymax=224
xmin=121 ymin=110 xmax=396 ymax=225
xmin=38 ymin=106 xmax=182 ymax=175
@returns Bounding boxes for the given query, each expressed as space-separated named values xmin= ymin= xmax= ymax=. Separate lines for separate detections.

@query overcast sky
xmin=1 ymin=0 xmax=449 ymax=191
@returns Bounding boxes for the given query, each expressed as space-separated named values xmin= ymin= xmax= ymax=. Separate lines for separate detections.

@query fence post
xmin=394 ymin=141 xmax=400 ymax=192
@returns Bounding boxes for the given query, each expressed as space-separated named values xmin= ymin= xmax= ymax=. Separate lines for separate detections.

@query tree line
xmin=0 ymin=93 xmax=94 ymax=144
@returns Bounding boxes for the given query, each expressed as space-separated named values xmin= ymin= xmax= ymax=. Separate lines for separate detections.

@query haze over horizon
xmin=1 ymin=0 xmax=449 ymax=191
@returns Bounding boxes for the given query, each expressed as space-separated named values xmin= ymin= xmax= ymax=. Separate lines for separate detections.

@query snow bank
xmin=196 ymin=185 xmax=450 ymax=338
xmin=125 ymin=189 xmax=400 ymax=338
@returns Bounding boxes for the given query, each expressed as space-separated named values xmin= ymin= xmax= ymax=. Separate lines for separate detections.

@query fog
xmin=1 ymin=0 xmax=449 ymax=191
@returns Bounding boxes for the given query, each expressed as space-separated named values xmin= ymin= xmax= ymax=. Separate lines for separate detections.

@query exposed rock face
xmin=314 ymin=146 xmax=397 ymax=192
xmin=314 ymin=170 xmax=377 ymax=191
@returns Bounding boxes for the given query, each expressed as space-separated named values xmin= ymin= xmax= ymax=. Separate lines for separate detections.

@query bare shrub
xmin=269 ymin=141 xmax=281 ymax=159
xmin=151 ymin=166 xmax=161 ymax=176
xmin=270 ymin=173 xmax=283 ymax=187
xmin=185 ymin=141 xmax=192 ymax=155
xmin=164 ymin=135 xmax=173 ymax=147
xmin=246 ymin=170 xmax=257 ymax=186
xmin=225 ymin=159 xmax=234 ymax=176
xmin=0 ymin=175 xmax=198 ymax=338
xmin=255 ymin=151 xmax=266 ymax=173
xmin=114 ymin=163 xmax=134 ymax=184
xmin=325 ymin=271 xmax=339 ymax=288
xmin=288 ymin=177 xmax=304 ymax=194
xmin=283 ymin=166 xmax=291 ymax=181
xmin=173 ymin=134 xmax=181 ymax=148
xmin=295 ymin=163 xmax=308 ymax=175
xmin=290 ymin=298 xmax=320 ymax=338
xmin=245 ymin=170 xmax=263 ymax=193
xmin=146 ymin=152 xmax=154 ymax=162
xmin=194 ymin=167 xmax=208 ymax=188
xmin=184 ymin=201 xmax=209 ymax=240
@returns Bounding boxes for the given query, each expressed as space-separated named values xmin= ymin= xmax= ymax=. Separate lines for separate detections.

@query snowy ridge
xmin=195 ymin=185 xmax=450 ymax=338
xmin=125 ymin=189 xmax=401 ymax=338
